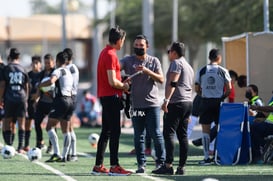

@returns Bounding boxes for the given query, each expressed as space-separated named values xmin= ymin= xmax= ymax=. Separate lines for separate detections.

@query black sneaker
xmin=56 ymin=157 xmax=66 ymax=163
xmin=152 ymin=164 xmax=174 ymax=175
xmin=45 ymin=154 xmax=62 ymax=162
xmin=136 ymin=166 xmax=145 ymax=173
xmin=67 ymin=154 xmax=71 ymax=161
xmin=36 ymin=143 xmax=47 ymax=151
xmin=175 ymin=166 xmax=185 ymax=175
xmin=199 ymin=158 xmax=213 ymax=166
xmin=192 ymin=138 xmax=202 ymax=147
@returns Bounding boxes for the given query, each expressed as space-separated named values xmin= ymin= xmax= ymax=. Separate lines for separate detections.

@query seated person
xmin=245 ymin=84 xmax=265 ymax=124
xmin=77 ymin=90 xmax=99 ymax=127
xmin=250 ymin=96 xmax=273 ymax=164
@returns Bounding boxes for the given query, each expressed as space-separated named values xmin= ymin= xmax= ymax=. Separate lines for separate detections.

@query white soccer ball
xmin=40 ymin=77 xmax=55 ymax=92
xmin=202 ymin=178 xmax=219 ymax=181
xmin=27 ymin=147 xmax=42 ymax=161
xmin=1 ymin=145 xmax=16 ymax=159
xmin=88 ymin=133 xmax=99 ymax=147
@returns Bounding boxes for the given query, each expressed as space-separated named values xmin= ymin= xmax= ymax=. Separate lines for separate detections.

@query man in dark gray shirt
xmin=152 ymin=42 xmax=194 ymax=175
xmin=0 ymin=48 xmax=29 ymax=153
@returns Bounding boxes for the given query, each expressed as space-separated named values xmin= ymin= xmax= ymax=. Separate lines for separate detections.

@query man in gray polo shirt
xmin=120 ymin=34 xmax=165 ymax=174
xmin=152 ymin=42 xmax=194 ymax=175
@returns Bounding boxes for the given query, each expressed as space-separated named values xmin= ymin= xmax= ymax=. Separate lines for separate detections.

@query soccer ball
xmin=40 ymin=77 xmax=55 ymax=92
xmin=1 ymin=145 xmax=16 ymax=159
xmin=202 ymin=178 xmax=219 ymax=181
xmin=27 ymin=147 xmax=42 ymax=161
xmin=88 ymin=133 xmax=99 ymax=148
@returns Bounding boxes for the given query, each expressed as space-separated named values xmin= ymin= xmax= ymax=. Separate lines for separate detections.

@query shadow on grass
xmin=153 ymin=174 xmax=273 ymax=181
xmin=77 ymin=127 xmax=204 ymax=158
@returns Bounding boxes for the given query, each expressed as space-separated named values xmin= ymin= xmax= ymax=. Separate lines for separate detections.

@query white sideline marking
xmin=35 ymin=161 xmax=77 ymax=181
xmin=20 ymin=154 xmax=76 ymax=181
xmin=19 ymin=152 xmax=164 ymax=181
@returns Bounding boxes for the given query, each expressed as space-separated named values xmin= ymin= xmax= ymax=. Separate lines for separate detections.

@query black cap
xmin=209 ymin=48 xmax=220 ymax=61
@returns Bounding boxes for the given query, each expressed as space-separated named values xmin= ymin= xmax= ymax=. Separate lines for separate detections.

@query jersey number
xmin=9 ymin=72 xmax=23 ymax=84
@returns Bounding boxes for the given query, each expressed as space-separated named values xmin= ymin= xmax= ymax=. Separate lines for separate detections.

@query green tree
xmin=29 ymin=0 xmax=60 ymax=14
xmin=112 ymin=0 xmax=272 ymax=63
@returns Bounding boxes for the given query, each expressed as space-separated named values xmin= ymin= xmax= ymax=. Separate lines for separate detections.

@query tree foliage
xmin=113 ymin=0 xmax=273 ymax=60
xmin=29 ymin=0 xmax=60 ymax=14
xmin=29 ymin=0 xmax=273 ymax=62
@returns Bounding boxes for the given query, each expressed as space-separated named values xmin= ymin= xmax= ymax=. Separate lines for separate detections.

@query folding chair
xmin=214 ymin=102 xmax=252 ymax=165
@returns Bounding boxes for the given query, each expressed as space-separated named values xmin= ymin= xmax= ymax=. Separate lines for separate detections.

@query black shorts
xmin=4 ymin=100 xmax=27 ymax=119
xmin=199 ymin=98 xmax=222 ymax=125
xmin=34 ymin=101 xmax=53 ymax=123
xmin=49 ymin=96 xmax=73 ymax=121
xmin=71 ymin=95 xmax=77 ymax=111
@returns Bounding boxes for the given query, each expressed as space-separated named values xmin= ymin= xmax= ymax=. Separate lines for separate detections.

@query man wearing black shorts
xmin=0 ymin=48 xmax=29 ymax=153
xmin=34 ymin=54 xmax=55 ymax=150
xmin=25 ymin=55 xmax=42 ymax=151
xmin=64 ymin=48 xmax=79 ymax=162
xmin=39 ymin=51 xmax=74 ymax=162
xmin=195 ymin=48 xmax=231 ymax=165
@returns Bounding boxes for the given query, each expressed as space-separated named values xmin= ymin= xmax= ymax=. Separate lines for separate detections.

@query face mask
xmin=245 ymin=91 xmax=252 ymax=99
xmin=134 ymin=48 xmax=145 ymax=56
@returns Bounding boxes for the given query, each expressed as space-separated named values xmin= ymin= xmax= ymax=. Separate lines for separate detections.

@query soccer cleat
xmin=91 ymin=165 xmax=109 ymax=175
xmin=192 ymin=138 xmax=202 ymax=147
xmin=175 ymin=166 xmax=185 ymax=175
xmin=23 ymin=146 xmax=30 ymax=152
xmin=136 ymin=166 xmax=145 ymax=173
xmin=108 ymin=165 xmax=132 ymax=176
xmin=38 ymin=144 xmax=47 ymax=151
xmin=67 ymin=154 xmax=71 ymax=161
xmin=56 ymin=157 xmax=66 ymax=163
xmin=70 ymin=155 xmax=78 ymax=162
xmin=151 ymin=164 xmax=174 ymax=175
xmin=199 ymin=158 xmax=213 ymax=166
xmin=17 ymin=149 xmax=26 ymax=154
xmin=45 ymin=154 xmax=62 ymax=162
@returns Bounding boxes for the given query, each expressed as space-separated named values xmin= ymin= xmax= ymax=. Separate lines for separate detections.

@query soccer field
xmin=0 ymin=127 xmax=273 ymax=181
